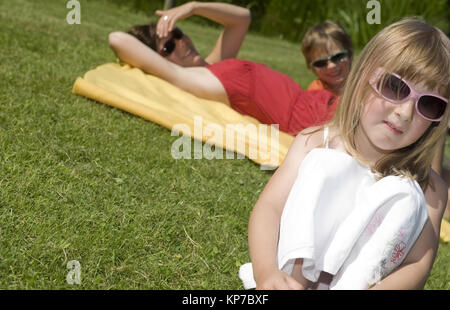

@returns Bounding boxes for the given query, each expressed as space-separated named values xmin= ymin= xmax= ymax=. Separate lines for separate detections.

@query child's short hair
xmin=301 ymin=21 xmax=353 ymax=67
xmin=333 ymin=17 xmax=450 ymax=190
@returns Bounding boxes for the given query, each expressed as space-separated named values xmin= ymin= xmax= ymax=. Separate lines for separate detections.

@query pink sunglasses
xmin=369 ymin=69 xmax=448 ymax=122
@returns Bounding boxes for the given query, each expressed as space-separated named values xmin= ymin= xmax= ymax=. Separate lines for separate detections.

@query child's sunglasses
xmin=310 ymin=50 xmax=349 ymax=69
xmin=159 ymin=28 xmax=184 ymax=57
xmin=370 ymin=69 xmax=448 ymax=122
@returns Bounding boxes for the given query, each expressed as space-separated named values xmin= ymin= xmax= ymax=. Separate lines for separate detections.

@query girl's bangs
xmin=381 ymin=39 xmax=449 ymax=99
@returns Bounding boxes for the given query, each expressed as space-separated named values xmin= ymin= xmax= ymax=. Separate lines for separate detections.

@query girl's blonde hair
xmin=332 ymin=17 xmax=450 ymax=190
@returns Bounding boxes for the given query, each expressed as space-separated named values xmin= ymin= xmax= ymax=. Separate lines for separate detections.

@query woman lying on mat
xmin=112 ymin=1 xmax=351 ymax=96
xmin=109 ymin=4 xmax=352 ymax=136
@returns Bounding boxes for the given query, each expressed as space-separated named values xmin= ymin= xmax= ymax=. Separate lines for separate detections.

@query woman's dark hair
xmin=126 ymin=23 xmax=158 ymax=51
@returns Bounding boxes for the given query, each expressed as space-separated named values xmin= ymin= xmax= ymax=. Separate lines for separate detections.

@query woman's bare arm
xmin=109 ymin=31 xmax=179 ymax=81
xmin=108 ymin=31 xmax=228 ymax=103
xmin=155 ymin=1 xmax=251 ymax=64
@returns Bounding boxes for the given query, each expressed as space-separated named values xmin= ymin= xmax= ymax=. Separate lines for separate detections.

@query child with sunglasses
xmin=241 ymin=17 xmax=449 ymax=290
xmin=302 ymin=21 xmax=353 ymax=96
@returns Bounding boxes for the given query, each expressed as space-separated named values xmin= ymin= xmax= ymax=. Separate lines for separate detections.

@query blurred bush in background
xmin=109 ymin=0 xmax=449 ymax=48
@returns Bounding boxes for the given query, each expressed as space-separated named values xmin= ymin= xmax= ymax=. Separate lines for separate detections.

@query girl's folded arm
xmin=370 ymin=170 xmax=447 ymax=290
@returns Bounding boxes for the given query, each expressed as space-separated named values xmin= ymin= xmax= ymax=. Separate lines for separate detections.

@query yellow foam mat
xmin=72 ymin=63 xmax=294 ymax=167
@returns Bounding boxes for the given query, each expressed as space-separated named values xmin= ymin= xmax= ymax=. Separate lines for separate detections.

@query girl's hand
xmin=256 ymin=270 xmax=306 ymax=290
xmin=155 ymin=2 xmax=196 ymax=38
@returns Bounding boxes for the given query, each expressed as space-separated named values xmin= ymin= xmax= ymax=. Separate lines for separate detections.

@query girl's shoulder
xmin=296 ymin=125 xmax=345 ymax=150
xmin=289 ymin=126 xmax=344 ymax=156
xmin=279 ymin=126 xmax=325 ymax=172
xmin=293 ymin=126 xmax=326 ymax=150
xmin=282 ymin=125 xmax=342 ymax=170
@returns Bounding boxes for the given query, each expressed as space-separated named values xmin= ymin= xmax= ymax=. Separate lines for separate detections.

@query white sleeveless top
xmin=277 ymin=128 xmax=429 ymax=289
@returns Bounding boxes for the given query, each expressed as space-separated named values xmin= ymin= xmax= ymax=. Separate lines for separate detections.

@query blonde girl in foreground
xmin=244 ymin=18 xmax=449 ymax=290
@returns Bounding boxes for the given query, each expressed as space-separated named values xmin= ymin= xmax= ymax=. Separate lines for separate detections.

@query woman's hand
xmin=155 ymin=2 xmax=196 ymax=38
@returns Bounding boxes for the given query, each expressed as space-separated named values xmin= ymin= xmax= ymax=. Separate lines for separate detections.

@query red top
xmin=206 ymin=59 xmax=338 ymax=136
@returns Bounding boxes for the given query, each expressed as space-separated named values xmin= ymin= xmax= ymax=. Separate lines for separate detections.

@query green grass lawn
xmin=0 ymin=0 xmax=448 ymax=289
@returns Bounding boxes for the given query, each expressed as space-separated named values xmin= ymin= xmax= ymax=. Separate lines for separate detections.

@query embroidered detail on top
xmin=368 ymin=226 xmax=409 ymax=285
xmin=390 ymin=241 xmax=407 ymax=264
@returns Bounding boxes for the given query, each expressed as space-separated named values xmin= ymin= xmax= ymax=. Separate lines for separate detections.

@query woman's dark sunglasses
xmin=159 ymin=28 xmax=184 ymax=57
xmin=370 ymin=69 xmax=448 ymax=122
xmin=310 ymin=50 xmax=349 ymax=69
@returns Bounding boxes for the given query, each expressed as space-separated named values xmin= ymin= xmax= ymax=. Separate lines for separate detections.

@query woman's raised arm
xmin=155 ymin=1 xmax=251 ymax=64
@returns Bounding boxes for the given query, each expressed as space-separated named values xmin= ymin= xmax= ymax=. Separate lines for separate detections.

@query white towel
xmin=240 ymin=148 xmax=428 ymax=290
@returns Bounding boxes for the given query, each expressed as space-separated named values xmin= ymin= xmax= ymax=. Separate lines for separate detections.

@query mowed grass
xmin=0 ymin=0 xmax=448 ymax=289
